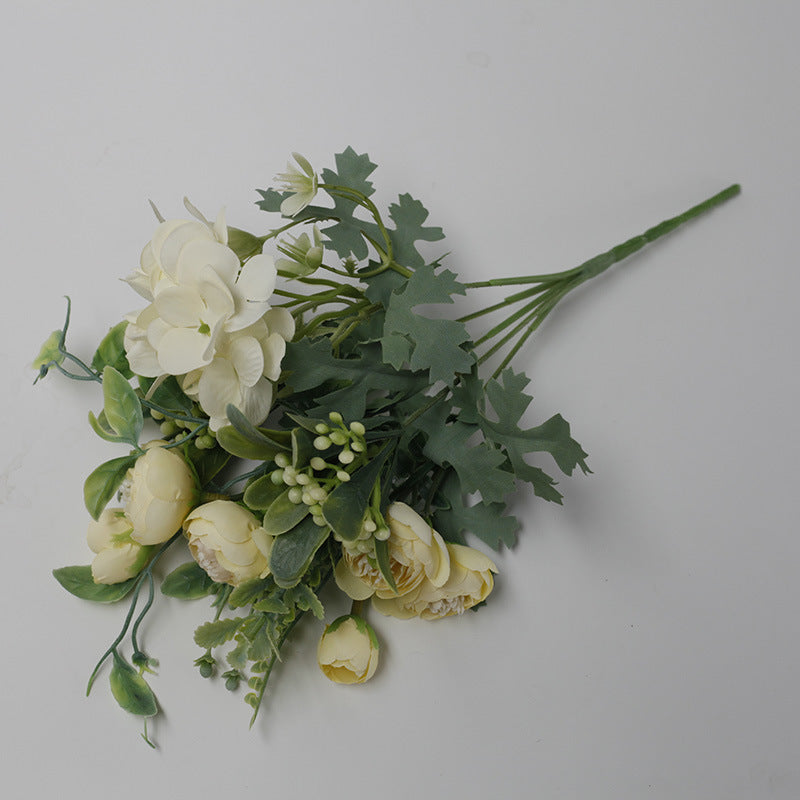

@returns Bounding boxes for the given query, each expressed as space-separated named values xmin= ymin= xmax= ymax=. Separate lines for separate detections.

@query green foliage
xmin=243 ymin=475 xmax=285 ymax=510
xmin=381 ymin=264 xmax=473 ymax=385
xmin=217 ymin=406 xmax=292 ymax=460
xmin=227 ymin=227 xmax=264 ymax=261
xmin=321 ymin=443 xmax=392 ymax=541
xmin=194 ymin=617 xmax=248 ymax=649
xmin=139 ymin=375 xmax=194 ymax=416
xmin=262 ymin=490 xmax=310 ymax=536
xmin=83 ymin=455 xmax=137 ymax=520
xmin=161 ymin=562 xmax=217 ymax=599
xmin=269 ymin=517 xmax=329 ymax=588
xmin=53 ymin=565 xmax=137 ymax=603
xmin=109 ymin=651 xmax=158 ymax=717
xmin=282 ymin=338 xmax=425 ymax=419
xmin=91 ymin=322 xmax=131 ymax=378
xmin=102 ymin=366 xmax=143 ymax=447
xmin=319 ymin=147 xmax=381 ymax=260
xmin=386 ymin=193 xmax=444 ymax=269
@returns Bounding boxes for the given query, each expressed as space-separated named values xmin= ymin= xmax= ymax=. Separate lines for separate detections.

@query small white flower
xmin=275 ymin=152 xmax=318 ymax=217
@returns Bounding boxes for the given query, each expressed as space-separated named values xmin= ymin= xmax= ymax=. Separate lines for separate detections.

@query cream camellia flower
xmin=275 ymin=152 xmax=318 ymax=217
xmin=124 ymin=443 xmax=196 ymax=545
xmin=181 ymin=307 xmax=295 ymax=431
xmin=317 ymin=615 xmax=380 ymax=685
xmin=372 ymin=543 xmax=497 ymax=620
xmin=334 ymin=502 xmax=450 ymax=601
xmin=87 ymin=508 xmax=154 ymax=584
xmin=184 ymin=500 xmax=273 ymax=586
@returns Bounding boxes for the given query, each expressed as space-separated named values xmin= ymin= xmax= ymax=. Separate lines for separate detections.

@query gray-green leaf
xmin=109 ymin=652 xmax=158 ymax=717
xmin=161 ymin=562 xmax=216 ymax=599
xmin=102 ymin=366 xmax=143 ymax=446
xmin=84 ymin=455 xmax=137 ymax=520
xmin=53 ymin=565 xmax=137 ymax=603
xmin=269 ymin=517 xmax=329 ymax=588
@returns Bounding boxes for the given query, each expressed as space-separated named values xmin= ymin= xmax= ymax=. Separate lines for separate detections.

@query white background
xmin=2 ymin=2 xmax=798 ymax=798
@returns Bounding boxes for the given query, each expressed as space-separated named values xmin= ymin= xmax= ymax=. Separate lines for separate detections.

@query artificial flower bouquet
xmin=34 ymin=148 xmax=738 ymax=745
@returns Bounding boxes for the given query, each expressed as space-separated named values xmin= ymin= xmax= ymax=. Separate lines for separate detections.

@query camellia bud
xmin=317 ymin=615 xmax=380 ymax=685
xmin=87 ymin=508 xmax=153 ymax=584
xmin=125 ymin=443 xmax=196 ymax=545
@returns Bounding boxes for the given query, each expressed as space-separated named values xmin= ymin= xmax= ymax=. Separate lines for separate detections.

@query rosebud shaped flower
xmin=184 ymin=500 xmax=273 ymax=586
xmin=275 ymin=225 xmax=324 ymax=277
xmin=317 ymin=615 xmax=380 ymax=685
xmin=372 ymin=543 xmax=497 ymax=620
xmin=125 ymin=444 xmax=196 ymax=545
xmin=334 ymin=502 xmax=450 ymax=601
xmin=87 ymin=508 xmax=154 ymax=584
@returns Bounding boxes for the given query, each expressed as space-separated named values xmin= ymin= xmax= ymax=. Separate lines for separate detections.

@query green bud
xmin=271 ymin=469 xmax=285 ymax=484
xmin=338 ymin=449 xmax=354 ymax=465
xmin=349 ymin=421 xmax=366 ymax=436
xmin=314 ymin=423 xmax=330 ymax=435
xmin=275 ymin=452 xmax=291 ymax=468
xmin=314 ymin=435 xmax=332 ymax=450
xmin=310 ymin=457 xmax=327 ymax=471
xmin=329 ymin=430 xmax=348 ymax=446
xmin=288 ymin=487 xmax=303 ymax=504
xmin=296 ymin=473 xmax=310 ymax=486
xmin=196 ymin=434 xmax=215 ymax=450
xmin=328 ymin=411 xmax=343 ymax=424
xmin=336 ymin=470 xmax=351 ymax=482
xmin=351 ymin=440 xmax=365 ymax=453
xmin=160 ymin=420 xmax=178 ymax=437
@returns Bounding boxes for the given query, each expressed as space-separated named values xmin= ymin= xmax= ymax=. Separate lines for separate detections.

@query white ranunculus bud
xmin=317 ymin=615 xmax=380 ymax=685
xmin=125 ymin=444 xmax=196 ymax=545
xmin=87 ymin=508 xmax=153 ymax=584
xmin=184 ymin=500 xmax=273 ymax=586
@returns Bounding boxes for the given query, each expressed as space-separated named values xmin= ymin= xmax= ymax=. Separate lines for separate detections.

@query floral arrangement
xmin=34 ymin=148 xmax=739 ymax=745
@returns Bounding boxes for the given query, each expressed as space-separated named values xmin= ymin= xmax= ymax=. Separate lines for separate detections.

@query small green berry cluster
xmin=151 ymin=406 xmax=217 ymax=450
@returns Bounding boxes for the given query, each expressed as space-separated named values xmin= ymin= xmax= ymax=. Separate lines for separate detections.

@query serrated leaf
xmin=269 ymin=517 xmax=329 ymax=588
xmin=321 ymin=443 xmax=392 ymax=540
xmin=253 ymin=596 xmax=289 ymax=614
xmin=282 ymin=338 xmax=425 ymax=419
xmin=228 ymin=578 xmax=272 ymax=609
xmin=161 ymin=561 xmax=216 ymax=599
xmin=109 ymin=652 xmax=157 ymax=717
xmin=53 ymin=565 xmax=137 ymax=603
xmin=284 ymin=584 xmax=324 ymax=619
xmin=418 ymin=405 xmax=515 ymax=503
xmin=84 ymin=455 xmax=137 ymax=520
xmin=380 ymin=264 xmax=474 ymax=385
xmin=387 ymin=193 xmax=445 ymax=269
xmin=102 ymin=366 xmax=143 ymax=445
xmin=194 ymin=617 xmax=247 ymax=649
xmin=226 ymin=636 xmax=249 ymax=671
xmin=91 ymin=321 xmax=131 ymax=378
xmin=480 ymin=369 xmax=590 ymax=489
xmin=433 ymin=473 xmax=520 ymax=550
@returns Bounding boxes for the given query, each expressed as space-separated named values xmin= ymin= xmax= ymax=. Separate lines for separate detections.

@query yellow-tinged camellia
xmin=334 ymin=502 xmax=450 ymax=601
xmin=87 ymin=507 xmax=154 ymax=584
xmin=184 ymin=500 xmax=273 ymax=586
xmin=372 ymin=543 xmax=497 ymax=620
xmin=317 ymin=615 xmax=380 ymax=685
xmin=125 ymin=443 xmax=196 ymax=545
